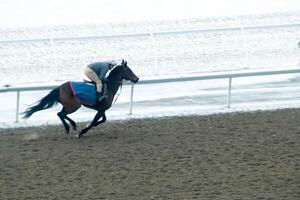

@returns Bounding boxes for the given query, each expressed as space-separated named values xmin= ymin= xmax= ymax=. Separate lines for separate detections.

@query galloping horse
xmin=23 ymin=60 xmax=139 ymax=138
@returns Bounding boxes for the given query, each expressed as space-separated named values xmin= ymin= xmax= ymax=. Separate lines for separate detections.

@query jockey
xmin=84 ymin=60 xmax=117 ymax=102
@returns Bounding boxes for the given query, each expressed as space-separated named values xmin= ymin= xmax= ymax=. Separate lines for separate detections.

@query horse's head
xmin=108 ymin=60 xmax=139 ymax=83
xmin=121 ymin=60 xmax=139 ymax=83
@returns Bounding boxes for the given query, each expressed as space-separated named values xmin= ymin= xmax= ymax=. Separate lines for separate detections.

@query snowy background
xmin=1 ymin=0 xmax=300 ymax=27
xmin=0 ymin=1 xmax=300 ymax=128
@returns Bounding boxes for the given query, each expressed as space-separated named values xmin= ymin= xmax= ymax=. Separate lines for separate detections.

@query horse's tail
xmin=23 ymin=87 xmax=59 ymax=118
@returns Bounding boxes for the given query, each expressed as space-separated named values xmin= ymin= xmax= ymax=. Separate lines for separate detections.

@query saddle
xmin=69 ymin=81 xmax=97 ymax=105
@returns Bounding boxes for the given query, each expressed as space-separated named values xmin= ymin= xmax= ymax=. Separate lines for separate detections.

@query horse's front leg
xmin=77 ymin=111 xmax=104 ymax=138
xmin=95 ymin=112 xmax=106 ymax=126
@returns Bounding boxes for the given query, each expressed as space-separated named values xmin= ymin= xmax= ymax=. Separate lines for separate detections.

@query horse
xmin=23 ymin=60 xmax=139 ymax=138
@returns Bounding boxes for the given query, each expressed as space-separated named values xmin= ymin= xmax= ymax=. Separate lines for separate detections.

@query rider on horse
xmin=84 ymin=60 xmax=117 ymax=102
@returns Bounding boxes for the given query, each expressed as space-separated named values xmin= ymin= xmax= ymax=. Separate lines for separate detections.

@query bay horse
xmin=23 ymin=60 xmax=139 ymax=138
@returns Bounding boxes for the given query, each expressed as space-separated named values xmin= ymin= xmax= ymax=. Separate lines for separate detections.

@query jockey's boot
xmin=96 ymin=92 xmax=104 ymax=102
xmin=97 ymin=91 xmax=108 ymax=102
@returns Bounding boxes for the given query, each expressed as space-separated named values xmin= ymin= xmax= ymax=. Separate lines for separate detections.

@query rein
xmin=111 ymin=80 xmax=124 ymax=105
xmin=105 ymin=78 xmax=124 ymax=105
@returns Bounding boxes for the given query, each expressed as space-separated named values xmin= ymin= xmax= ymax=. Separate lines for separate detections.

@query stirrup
xmin=98 ymin=95 xmax=105 ymax=102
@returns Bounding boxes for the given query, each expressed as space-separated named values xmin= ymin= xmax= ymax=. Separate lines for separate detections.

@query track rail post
xmin=227 ymin=77 xmax=232 ymax=108
xmin=16 ymin=91 xmax=20 ymax=123
xmin=129 ymin=84 xmax=134 ymax=115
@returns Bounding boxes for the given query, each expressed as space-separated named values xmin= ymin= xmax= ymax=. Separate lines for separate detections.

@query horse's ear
xmin=124 ymin=60 xmax=127 ymax=66
xmin=121 ymin=59 xmax=125 ymax=65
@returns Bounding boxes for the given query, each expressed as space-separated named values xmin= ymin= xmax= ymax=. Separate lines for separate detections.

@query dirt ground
xmin=0 ymin=108 xmax=299 ymax=200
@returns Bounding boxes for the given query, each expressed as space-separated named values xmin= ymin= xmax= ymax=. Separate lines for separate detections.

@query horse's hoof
xmin=71 ymin=123 xmax=77 ymax=131
xmin=77 ymin=133 xmax=82 ymax=139
xmin=65 ymin=128 xmax=70 ymax=135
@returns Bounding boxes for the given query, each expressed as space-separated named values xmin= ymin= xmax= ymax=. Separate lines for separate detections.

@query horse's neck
xmin=107 ymin=80 xmax=121 ymax=95
xmin=107 ymin=69 xmax=122 ymax=95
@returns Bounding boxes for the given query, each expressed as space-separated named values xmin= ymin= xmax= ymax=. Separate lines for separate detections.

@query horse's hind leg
xmin=57 ymin=108 xmax=71 ymax=134
xmin=57 ymin=82 xmax=81 ymax=134
xmin=65 ymin=115 xmax=77 ymax=130
xmin=58 ymin=106 xmax=80 ymax=134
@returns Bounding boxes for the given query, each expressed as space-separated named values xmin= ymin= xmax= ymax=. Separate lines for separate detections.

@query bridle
xmin=112 ymin=80 xmax=124 ymax=104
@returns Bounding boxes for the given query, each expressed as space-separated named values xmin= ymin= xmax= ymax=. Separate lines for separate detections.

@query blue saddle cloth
xmin=69 ymin=81 xmax=97 ymax=105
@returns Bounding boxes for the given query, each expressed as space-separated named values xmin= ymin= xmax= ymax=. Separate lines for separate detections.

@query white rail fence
xmin=0 ymin=23 xmax=299 ymax=73
xmin=1 ymin=23 xmax=299 ymax=44
xmin=1 ymin=68 xmax=300 ymax=123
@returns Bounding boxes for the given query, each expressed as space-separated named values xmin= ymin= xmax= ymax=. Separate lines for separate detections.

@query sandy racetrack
xmin=0 ymin=109 xmax=299 ymax=199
